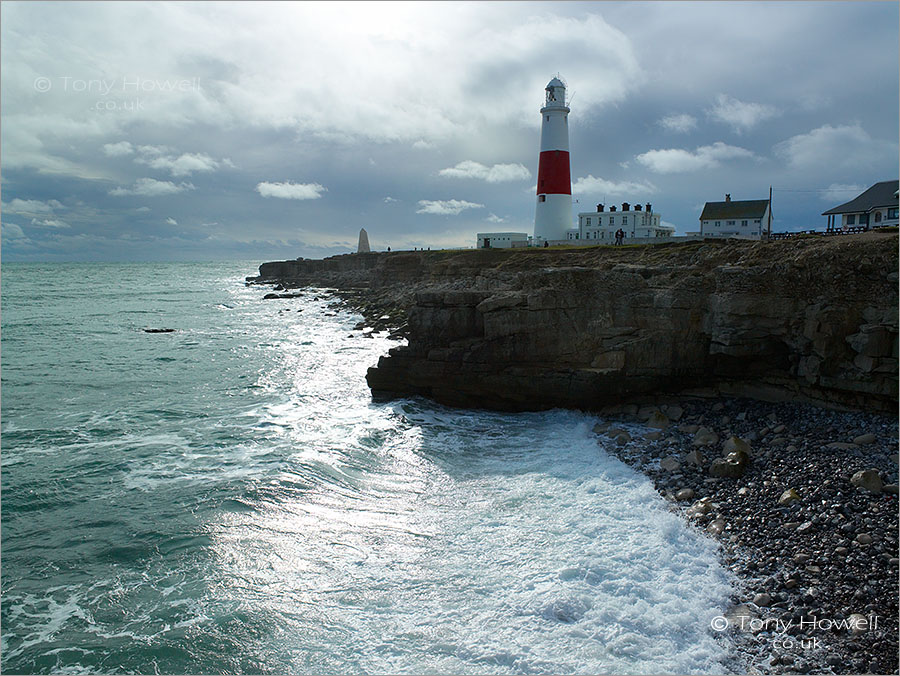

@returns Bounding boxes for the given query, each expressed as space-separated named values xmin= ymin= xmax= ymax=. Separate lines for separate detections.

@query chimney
xmin=622 ymin=202 xmax=630 ymax=211
xmin=610 ymin=205 xmax=617 ymax=212
xmin=635 ymin=203 xmax=642 ymax=211
xmin=725 ymin=194 xmax=731 ymax=202
xmin=597 ymin=203 xmax=604 ymax=212
xmin=645 ymin=203 xmax=652 ymax=213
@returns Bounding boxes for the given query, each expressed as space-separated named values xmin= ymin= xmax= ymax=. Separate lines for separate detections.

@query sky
xmin=1 ymin=1 xmax=898 ymax=262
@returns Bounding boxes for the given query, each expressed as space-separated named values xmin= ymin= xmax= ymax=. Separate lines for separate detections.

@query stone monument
xmin=357 ymin=228 xmax=371 ymax=253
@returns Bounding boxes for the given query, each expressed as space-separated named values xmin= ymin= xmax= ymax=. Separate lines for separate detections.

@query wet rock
xmin=753 ymin=593 xmax=773 ymax=607
xmin=707 ymin=519 xmax=726 ymax=536
xmin=675 ymin=488 xmax=695 ymax=501
xmin=883 ymin=484 xmax=899 ymax=495
xmin=643 ymin=430 xmax=663 ymax=441
xmin=853 ymin=433 xmax=877 ymax=445
xmin=855 ymin=533 xmax=873 ymax=545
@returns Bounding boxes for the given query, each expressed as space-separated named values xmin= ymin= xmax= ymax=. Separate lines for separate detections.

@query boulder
xmin=684 ymin=449 xmax=705 ymax=467
xmin=850 ymin=469 xmax=883 ymax=493
xmin=722 ymin=436 xmax=752 ymax=456
xmin=852 ymin=433 xmax=877 ymax=445
xmin=710 ymin=455 xmax=747 ymax=479
xmin=692 ymin=427 xmax=719 ymax=447
xmin=675 ymin=488 xmax=695 ymax=501
xmin=646 ymin=410 xmax=670 ymax=429
xmin=660 ymin=456 xmax=681 ymax=472
xmin=665 ymin=405 xmax=684 ymax=421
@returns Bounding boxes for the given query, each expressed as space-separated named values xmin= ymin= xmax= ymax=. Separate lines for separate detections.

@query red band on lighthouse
xmin=536 ymin=150 xmax=571 ymax=195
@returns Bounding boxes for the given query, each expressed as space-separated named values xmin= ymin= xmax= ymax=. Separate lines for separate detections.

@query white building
xmin=822 ymin=180 xmax=899 ymax=231
xmin=565 ymin=202 xmax=674 ymax=243
xmin=699 ymin=194 xmax=770 ymax=239
xmin=476 ymin=232 xmax=529 ymax=249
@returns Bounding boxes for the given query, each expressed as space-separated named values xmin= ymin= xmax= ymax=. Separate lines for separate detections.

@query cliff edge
xmin=253 ymin=233 xmax=899 ymax=412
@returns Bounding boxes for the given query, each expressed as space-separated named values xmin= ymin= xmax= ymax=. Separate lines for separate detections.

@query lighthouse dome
xmin=546 ymin=77 xmax=564 ymax=89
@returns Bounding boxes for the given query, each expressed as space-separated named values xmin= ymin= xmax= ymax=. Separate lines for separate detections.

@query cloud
xmin=485 ymin=213 xmax=505 ymax=223
xmin=708 ymin=94 xmax=778 ymax=133
xmin=256 ymin=181 xmax=326 ymax=200
xmin=166 ymin=217 xmax=178 ymax=225
xmin=383 ymin=196 xmax=398 ymax=203
xmin=109 ymin=178 xmax=195 ymax=196
xmin=416 ymin=199 xmax=484 ymax=215
xmin=2 ymin=222 xmax=26 ymax=239
xmin=774 ymin=123 xmax=895 ymax=171
xmin=138 ymin=151 xmax=221 ymax=177
xmin=30 ymin=218 xmax=70 ymax=228
xmin=818 ymin=184 xmax=866 ymax=203
xmin=635 ymin=142 xmax=756 ymax=173
xmin=658 ymin=114 xmax=698 ymax=133
xmin=572 ymin=175 xmax=657 ymax=198
xmin=438 ymin=161 xmax=531 ymax=183
xmin=3 ymin=198 xmax=63 ymax=214
xmin=103 ymin=141 xmax=135 ymax=157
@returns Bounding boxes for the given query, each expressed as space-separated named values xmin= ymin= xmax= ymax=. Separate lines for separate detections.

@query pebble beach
xmin=598 ymin=397 xmax=898 ymax=674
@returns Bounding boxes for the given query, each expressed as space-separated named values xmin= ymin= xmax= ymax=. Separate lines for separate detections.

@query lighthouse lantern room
xmin=534 ymin=76 xmax=572 ymax=243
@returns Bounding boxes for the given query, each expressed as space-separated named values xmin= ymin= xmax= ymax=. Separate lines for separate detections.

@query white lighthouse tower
xmin=533 ymin=76 xmax=572 ymax=243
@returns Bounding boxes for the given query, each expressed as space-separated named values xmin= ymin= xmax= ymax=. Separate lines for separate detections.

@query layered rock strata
xmin=252 ymin=233 xmax=899 ymax=412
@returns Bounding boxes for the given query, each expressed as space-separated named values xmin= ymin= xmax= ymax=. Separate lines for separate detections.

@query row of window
xmin=846 ymin=209 xmax=899 ymax=225
xmin=568 ymin=229 xmax=672 ymax=240
xmin=707 ymin=219 xmax=760 ymax=227
xmin=582 ymin=216 xmax=658 ymax=227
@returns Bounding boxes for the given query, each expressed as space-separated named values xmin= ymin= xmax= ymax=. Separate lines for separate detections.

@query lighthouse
xmin=534 ymin=76 xmax=572 ymax=243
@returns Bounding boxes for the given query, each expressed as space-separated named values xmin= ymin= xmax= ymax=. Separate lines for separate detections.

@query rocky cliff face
xmin=253 ymin=233 xmax=899 ymax=412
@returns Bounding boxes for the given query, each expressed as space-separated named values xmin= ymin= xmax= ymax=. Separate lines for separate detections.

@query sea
xmin=2 ymin=261 xmax=735 ymax=675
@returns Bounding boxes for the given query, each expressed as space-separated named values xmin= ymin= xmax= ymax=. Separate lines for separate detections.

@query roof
xmin=822 ymin=180 xmax=899 ymax=215
xmin=546 ymin=77 xmax=564 ymax=89
xmin=700 ymin=199 xmax=769 ymax=221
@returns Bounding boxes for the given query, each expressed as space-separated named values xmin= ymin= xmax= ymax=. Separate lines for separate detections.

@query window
xmin=545 ymin=116 xmax=549 ymax=121
xmin=741 ymin=220 xmax=748 ymax=227
xmin=859 ymin=213 xmax=869 ymax=225
xmin=847 ymin=214 xmax=855 ymax=225
xmin=622 ymin=216 xmax=628 ymax=226
xmin=875 ymin=212 xmax=882 ymax=223
xmin=754 ymin=220 xmax=761 ymax=224
xmin=586 ymin=218 xmax=591 ymax=226
xmin=715 ymin=221 xmax=721 ymax=227
xmin=539 ymin=195 xmax=546 ymax=203
xmin=726 ymin=220 xmax=735 ymax=226
xmin=888 ymin=208 xmax=898 ymax=219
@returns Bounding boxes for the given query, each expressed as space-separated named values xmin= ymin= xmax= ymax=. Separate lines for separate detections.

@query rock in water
xmin=357 ymin=228 xmax=371 ymax=253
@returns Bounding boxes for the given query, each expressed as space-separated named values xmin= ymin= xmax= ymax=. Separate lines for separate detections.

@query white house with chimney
xmin=699 ymin=194 xmax=770 ymax=239
xmin=566 ymin=202 xmax=674 ymax=243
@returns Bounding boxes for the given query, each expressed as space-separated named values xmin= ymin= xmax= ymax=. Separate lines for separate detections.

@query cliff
xmin=251 ymin=233 xmax=899 ymax=412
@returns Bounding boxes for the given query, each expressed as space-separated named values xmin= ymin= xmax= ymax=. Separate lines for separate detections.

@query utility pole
xmin=767 ymin=186 xmax=773 ymax=239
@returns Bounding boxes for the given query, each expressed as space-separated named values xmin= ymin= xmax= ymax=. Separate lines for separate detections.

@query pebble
xmin=853 ymin=433 xmax=877 ymax=445
xmin=856 ymin=533 xmax=873 ymax=545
